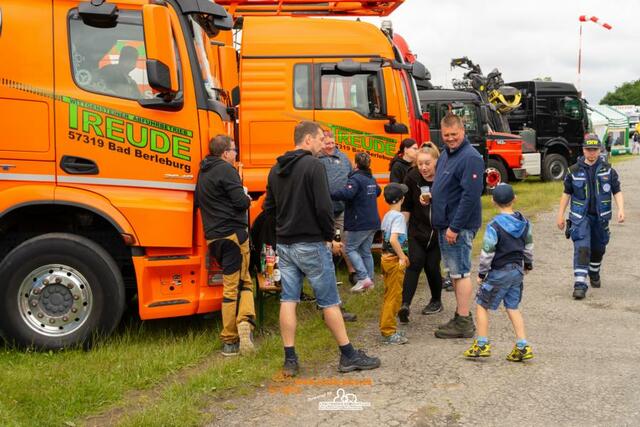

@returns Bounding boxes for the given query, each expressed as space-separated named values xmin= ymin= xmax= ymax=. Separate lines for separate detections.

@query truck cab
xmin=507 ymin=81 xmax=589 ymax=181
xmin=419 ymin=89 xmax=525 ymax=188
xmin=0 ymin=0 xmax=235 ymax=349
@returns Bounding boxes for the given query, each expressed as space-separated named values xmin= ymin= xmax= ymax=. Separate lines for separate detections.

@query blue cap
xmin=492 ymin=183 xmax=515 ymax=205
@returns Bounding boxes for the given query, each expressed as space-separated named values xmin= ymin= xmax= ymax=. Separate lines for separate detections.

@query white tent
xmin=588 ymin=105 xmax=630 ymax=155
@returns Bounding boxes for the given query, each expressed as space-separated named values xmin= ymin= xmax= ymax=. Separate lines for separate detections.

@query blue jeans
xmin=438 ymin=228 xmax=475 ymax=279
xmin=277 ymin=242 xmax=341 ymax=308
xmin=345 ymin=229 xmax=376 ymax=281
xmin=476 ymin=264 xmax=524 ymax=310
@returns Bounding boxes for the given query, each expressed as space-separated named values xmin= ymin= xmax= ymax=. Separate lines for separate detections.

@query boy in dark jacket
xmin=464 ymin=184 xmax=534 ymax=362
xmin=332 ymin=152 xmax=381 ymax=292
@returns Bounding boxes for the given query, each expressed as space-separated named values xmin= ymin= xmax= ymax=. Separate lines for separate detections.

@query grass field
xmin=0 ymin=174 xmax=572 ymax=426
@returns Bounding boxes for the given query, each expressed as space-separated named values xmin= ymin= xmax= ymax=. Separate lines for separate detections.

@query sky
xmin=361 ymin=0 xmax=640 ymax=104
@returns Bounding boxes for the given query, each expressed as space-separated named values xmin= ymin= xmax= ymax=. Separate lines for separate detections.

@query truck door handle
xmin=60 ymin=156 xmax=99 ymax=174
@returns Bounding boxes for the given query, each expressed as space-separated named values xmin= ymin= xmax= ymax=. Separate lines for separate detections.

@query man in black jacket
xmin=264 ymin=121 xmax=380 ymax=377
xmin=196 ymin=135 xmax=255 ymax=357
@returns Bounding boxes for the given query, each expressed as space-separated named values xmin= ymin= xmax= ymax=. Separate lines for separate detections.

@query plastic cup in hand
xmin=420 ymin=185 xmax=431 ymax=204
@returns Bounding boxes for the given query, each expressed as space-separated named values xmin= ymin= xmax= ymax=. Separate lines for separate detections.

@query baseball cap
xmin=492 ymin=183 xmax=515 ymax=205
xmin=583 ymin=133 xmax=603 ymax=149
xmin=384 ymin=183 xmax=408 ymax=204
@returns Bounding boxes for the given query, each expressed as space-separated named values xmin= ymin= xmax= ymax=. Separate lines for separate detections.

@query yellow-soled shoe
xmin=506 ymin=345 xmax=533 ymax=362
xmin=463 ymin=340 xmax=491 ymax=358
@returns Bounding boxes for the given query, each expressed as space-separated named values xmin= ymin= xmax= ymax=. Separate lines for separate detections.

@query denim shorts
xmin=476 ymin=264 xmax=524 ymax=310
xmin=276 ymin=242 xmax=341 ymax=308
xmin=438 ymin=228 xmax=475 ymax=279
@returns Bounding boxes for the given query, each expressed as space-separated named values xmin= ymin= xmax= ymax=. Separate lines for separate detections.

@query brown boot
xmin=434 ymin=313 xmax=475 ymax=339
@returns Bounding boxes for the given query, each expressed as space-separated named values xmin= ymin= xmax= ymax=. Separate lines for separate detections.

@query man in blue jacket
xmin=431 ymin=113 xmax=485 ymax=338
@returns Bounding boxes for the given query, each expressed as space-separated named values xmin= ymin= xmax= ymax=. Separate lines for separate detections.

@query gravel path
xmin=209 ymin=157 xmax=640 ymax=426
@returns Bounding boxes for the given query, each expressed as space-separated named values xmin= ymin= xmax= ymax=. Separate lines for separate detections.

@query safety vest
xmin=568 ymin=161 xmax=613 ymax=223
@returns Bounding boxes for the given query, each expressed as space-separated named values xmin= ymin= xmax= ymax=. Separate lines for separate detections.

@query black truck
xmin=506 ymin=81 xmax=590 ymax=181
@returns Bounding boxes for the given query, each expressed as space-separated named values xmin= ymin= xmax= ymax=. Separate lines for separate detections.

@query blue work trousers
xmin=570 ymin=214 xmax=610 ymax=290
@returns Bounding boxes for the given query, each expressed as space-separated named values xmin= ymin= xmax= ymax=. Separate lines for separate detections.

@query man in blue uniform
xmin=556 ymin=134 xmax=625 ymax=300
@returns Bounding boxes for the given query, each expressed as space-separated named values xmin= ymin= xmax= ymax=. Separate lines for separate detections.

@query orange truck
xmin=213 ymin=3 xmax=429 ymax=195
xmin=0 ymin=0 xmax=409 ymax=349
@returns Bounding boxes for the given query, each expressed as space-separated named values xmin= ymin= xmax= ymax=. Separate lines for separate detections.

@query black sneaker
xmin=442 ymin=277 xmax=454 ymax=292
xmin=341 ymin=307 xmax=358 ymax=322
xmin=573 ymin=288 xmax=587 ymax=300
xmin=221 ymin=342 xmax=240 ymax=357
xmin=398 ymin=304 xmax=410 ymax=324
xmin=338 ymin=349 xmax=381 ymax=373
xmin=300 ymin=292 xmax=316 ymax=302
xmin=283 ymin=358 xmax=299 ymax=377
xmin=421 ymin=300 xmax=443 ymax=315
xmin=590 ymin=275 xmax=601 ymax=288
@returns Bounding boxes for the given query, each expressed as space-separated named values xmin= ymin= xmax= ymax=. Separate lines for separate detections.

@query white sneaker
xmin=350 ymin=278 xmax=373 ymax=293
xmin=363 ymin=278 xmax=374 ymax=290
xmin=350 ymin=279 xmax=368 ymax=293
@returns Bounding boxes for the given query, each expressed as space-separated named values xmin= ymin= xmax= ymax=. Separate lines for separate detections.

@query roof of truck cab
xmin=241 ymin=17 xmax=394 ymax=58
xmin=418 ymin=89 xmax=479 ymax=103
xmin=508 ymin=81 xmax=578 ymax=95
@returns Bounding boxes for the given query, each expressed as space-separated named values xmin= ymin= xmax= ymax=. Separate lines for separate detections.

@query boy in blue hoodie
xmin=463 ymin=184 xmax=534 ymax=362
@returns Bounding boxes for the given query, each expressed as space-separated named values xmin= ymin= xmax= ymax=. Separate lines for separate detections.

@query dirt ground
xmin=208 ymin=157 xmax=640 ymax=426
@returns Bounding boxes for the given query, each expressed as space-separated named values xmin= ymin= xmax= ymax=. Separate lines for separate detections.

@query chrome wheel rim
xmin=18 ymin=264 xmax=93 ymax=337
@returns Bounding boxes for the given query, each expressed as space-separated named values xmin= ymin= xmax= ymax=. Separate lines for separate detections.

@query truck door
xmin=313 ymin=62 xmax=405 ymax=180
xmin=0 ymin=1 xmax=56 ymax=196
xmin=52 ymin=3 xmax=202 ymax=248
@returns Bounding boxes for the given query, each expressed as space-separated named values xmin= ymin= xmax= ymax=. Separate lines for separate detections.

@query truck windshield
xmin=189 ymin=16 xmax=221 ymax=102
xmin=446 ymin=103 xmax=478 ymax=133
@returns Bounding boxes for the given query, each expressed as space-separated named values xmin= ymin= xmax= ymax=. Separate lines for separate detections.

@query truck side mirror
xmin=142 ymin=4 xmax=179 ymax=96
xmin=411 ymin=61 xmax=429 ymax=81
xmin=384 ymin=120 xmax=409 ymax=134
xmin=231 ymin=86 xmax=240 ymax=107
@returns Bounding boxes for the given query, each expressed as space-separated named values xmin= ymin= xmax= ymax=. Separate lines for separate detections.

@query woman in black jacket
xmin=398 ymin=143 xmax=443 ymax=323
xmin=389 ymin=138 xmax=419 ymax=183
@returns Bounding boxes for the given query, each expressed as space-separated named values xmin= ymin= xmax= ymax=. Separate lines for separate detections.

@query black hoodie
xmin=196 ymin=156 xmax=250 ymax=240
xmin=263 ymin=149 xmax=334 ymax=244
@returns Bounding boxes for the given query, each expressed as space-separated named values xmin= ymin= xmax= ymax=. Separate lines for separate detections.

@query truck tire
xmin=486 ymin=159 xmax=508 ymax=190
xmin=0 ymin=233 xmax=125 ymax=349
xmin=542 ymin=153 xmax=569 ymax=181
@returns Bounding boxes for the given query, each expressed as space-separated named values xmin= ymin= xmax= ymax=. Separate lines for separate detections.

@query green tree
xmin=600 ymin=79 xmax=640 ymax=105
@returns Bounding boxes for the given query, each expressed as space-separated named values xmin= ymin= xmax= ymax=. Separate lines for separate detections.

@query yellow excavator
xmin=450 ymin=56 xmax=521 ymax=114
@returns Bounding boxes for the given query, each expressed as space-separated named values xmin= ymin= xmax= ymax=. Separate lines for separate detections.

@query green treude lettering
xmin=105 ymin=117 xmax=124 ymax=143
xmin=150 ymin=129 xmax=170 ymax=154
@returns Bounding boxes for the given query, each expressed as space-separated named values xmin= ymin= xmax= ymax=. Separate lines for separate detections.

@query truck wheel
xmin=486 ymin=159 xmax=508 ymax=190
xmin=0 ymin=233 xmax=125 ymax=349
xmin=542 ymin=154 xmax=568 ymax=181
